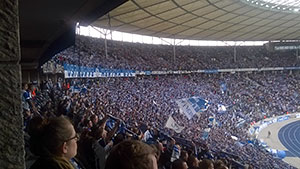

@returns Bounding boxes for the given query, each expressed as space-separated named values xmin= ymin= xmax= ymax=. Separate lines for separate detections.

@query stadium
xmin=1 ymin=0 xmax=300 ymax=169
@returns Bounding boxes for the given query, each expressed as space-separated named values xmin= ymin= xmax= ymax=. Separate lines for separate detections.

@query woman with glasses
xmin=28 ymin=116 xmax=79 ymax=169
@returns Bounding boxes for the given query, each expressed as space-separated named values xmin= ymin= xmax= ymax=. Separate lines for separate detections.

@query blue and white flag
xmin=208 ymin=115 xmax=216 ymax=127
xmin=171 ymin=145 xmax=181 ymax=162
xmin=176 ymin=97 xmax=209 ymax=120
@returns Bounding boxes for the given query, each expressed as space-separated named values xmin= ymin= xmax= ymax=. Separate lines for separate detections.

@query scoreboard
xmin=265 ymin=42 xmax=300 ymax=52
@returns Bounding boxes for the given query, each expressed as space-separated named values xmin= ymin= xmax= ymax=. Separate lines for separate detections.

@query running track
xmin=278 ymin=120 xmax=300 ymax=158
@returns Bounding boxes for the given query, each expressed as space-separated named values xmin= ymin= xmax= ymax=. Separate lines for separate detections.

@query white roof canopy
xmin=92 ymin=0 xmax=300 ymax=41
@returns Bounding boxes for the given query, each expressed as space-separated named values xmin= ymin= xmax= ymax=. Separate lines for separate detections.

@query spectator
xmin=105 ymin=140 xmax=158 ymax=169
xmin=28 ymin=116 xmax=78 ymax=169
xmin=171 ymin=159 xmax=188 ymax=169
xmin=214 ymin=160 xmax=228 ymax=169
xmin=180 ymin=150 xmax=189 ymax=162
xmin=187 ymin=155 xmax=199 ymax=169
xmin=198 ymin=159 xmax=214 ymax=169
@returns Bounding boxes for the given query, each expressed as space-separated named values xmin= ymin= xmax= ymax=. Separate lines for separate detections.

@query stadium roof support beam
xmin=90 ymin=26 xmax=110 ymax=59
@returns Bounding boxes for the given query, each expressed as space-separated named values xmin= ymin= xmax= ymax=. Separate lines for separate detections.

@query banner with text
xmin=64 ymin=64 xmax=136 ymax=78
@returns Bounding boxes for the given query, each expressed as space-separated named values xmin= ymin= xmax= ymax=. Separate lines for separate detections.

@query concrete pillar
xmin=0 ymin=0 xmax=24 ymax=169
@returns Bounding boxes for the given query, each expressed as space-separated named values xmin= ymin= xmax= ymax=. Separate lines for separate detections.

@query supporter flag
xmin=217 ymin=104 xmax=227 ymax=114
xmin=176 ymin=97 xmax=209 ymax=120
xmin=235 ymin=118 xmax=245 ymax=128
xmin=142 ymin=130 xmax=153 ymax=142
xmin=117 ymin=122 xmax=126 ymax=135
xmin=215 ymin=120 xmax=222 ymax=127
xmin=235 ymin=141 xmax=246 ymax=147
xmin=220 ymin=82 xmax=227 ymax=94
xmin=202 ymin=128 xmax=211 ymax=140
xmin=106 ymin=118 xmax=115 ymax=130
xmin=165 ymin=116 xmax=185 ymax=133
xmin=266 ymin=149 xmax=286 ymax=159
xmin=208 ymin=115 xmax=216 ymax=127
xmin=171 ymin=145 xmax=180 ymax=162
xmin=232 ymin=112 xmax=236 ymax=120
xmin=231 ymin=135 xmax=238 ymax=140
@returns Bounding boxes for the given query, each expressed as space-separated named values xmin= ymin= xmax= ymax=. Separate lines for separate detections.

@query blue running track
xmin=278 ymin=120 xmax=300 ymax=158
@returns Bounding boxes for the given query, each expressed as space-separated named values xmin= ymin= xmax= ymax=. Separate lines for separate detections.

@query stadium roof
xmin=19 ymin=0 xmax=126 ymax=69
xmin=92 ymin=0 xmax=300 ymax=41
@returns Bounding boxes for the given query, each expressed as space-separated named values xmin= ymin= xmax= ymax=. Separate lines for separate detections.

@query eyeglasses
xmin=65 ymin=133 xmax=79 ymax=142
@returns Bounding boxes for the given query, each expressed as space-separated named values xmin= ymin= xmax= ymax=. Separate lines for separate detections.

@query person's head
xmin=28 ymin=83 xmax=34 ymax=91
xmin=22 ymin=83 xmax=28 ymax=90
xmin=214 ymin=160 xmax=227 ymax=169
xmin=132 ymin=127 xmax=140 ymax=135
xmin=187 ymin=155 xmax=199 ymax=168
xmin=105 ymin=140 xmax=158 ymax=169
xmin=180 ymin=150 xmax=189 ymax=162
xmin=171 ymin=159 xmax=188 ymax=169
xmin=90 ymin=114 xmax=99 ymax=125
xmin=28 ymin=116 xmax=78 ymax=160
xmin=215 ymin=164 xmax=228 ymax=169
xmin=198 ymin=159 xmax=214 ymax=169
xmin=88 ymin=120 xmax=93 ymax=128
xmin=83 ymin=118 xmax=93 ymax=128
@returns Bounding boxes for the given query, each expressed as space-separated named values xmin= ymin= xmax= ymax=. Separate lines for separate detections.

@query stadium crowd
xmin=53 ymin=35 xmax=300 ymax=71
xmin=23 ymin=35 xmax=300 ymax=169
xmin=23 ymin=72 xmax=299 ymax=169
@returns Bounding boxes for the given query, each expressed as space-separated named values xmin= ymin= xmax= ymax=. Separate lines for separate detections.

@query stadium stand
xmin=23 ymin=35 xmax=300 ymax=168
xmin=52 ymin=36 xmax=300 ymax=71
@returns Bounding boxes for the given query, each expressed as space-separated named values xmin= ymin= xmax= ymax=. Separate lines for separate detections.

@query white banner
xmin=165 ymin=116 xmax=185 ymax=133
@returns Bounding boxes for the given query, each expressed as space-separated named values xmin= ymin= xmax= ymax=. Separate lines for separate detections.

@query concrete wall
xmin=0 ymin=0 xmax=25 ymax=168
